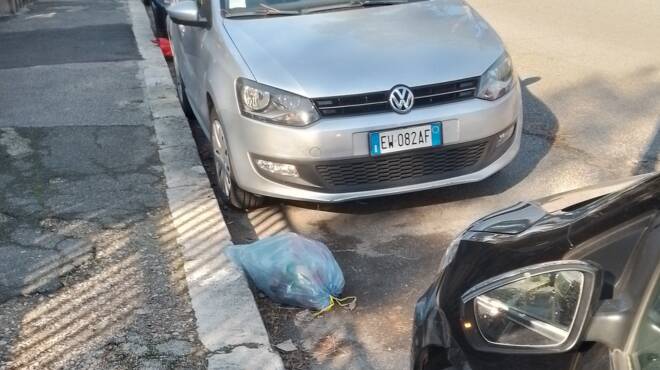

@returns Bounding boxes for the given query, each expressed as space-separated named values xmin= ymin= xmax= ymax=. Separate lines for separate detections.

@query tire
xmin=173 ymin=61 xmax=194 ymax=119
xmin=210 ymin=110 xmax=264 ymax=210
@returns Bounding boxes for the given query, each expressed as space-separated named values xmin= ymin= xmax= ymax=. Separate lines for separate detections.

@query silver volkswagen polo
xmin=167 ymin=0 xmax=523 ymax=208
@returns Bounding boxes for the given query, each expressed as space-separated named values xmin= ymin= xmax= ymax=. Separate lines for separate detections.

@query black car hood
xmin=468 ymin=174 xmax=652 ymax=235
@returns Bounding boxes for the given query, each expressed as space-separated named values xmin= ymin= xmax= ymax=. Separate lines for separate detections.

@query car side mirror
xmin=167 ymin=1 xmax=209 ymax=28
xmin=460 ymin=260 xmax=603 ymax=354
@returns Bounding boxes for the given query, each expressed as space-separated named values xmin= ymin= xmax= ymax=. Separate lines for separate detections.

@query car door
xmin=176 ymin=0 xmax=212 ymax=116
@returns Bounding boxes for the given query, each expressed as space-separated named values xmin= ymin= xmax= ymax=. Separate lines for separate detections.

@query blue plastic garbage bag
xmin=226 ymin=232 xmax=345 ymax=310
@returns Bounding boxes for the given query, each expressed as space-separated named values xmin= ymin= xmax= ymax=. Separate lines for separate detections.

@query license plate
xmin=369 ymin=123 xmax=442 ymax=156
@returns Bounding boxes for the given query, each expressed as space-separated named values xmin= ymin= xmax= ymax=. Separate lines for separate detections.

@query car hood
xmin=533 ymin=174 xmax=654 ymax=213
xmin=469 ymin=174 xmax=655 ymax=234
xmin=223 ymin=0 xmax=504 ymax=98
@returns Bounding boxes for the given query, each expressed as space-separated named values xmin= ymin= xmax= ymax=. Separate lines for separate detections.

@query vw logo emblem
xmin=389 ymin=85 xmax=414 ymax=114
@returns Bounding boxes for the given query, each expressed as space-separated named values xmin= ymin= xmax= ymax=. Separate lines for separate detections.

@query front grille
xmin=316 ymin=140 xmax=489 ymax=187
xmin=313 ymin=77 xmax=479 ymax=117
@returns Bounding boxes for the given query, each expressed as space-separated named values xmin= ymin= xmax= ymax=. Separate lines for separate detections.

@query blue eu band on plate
xmin=369 ymin=123 xmax=442 ymax=156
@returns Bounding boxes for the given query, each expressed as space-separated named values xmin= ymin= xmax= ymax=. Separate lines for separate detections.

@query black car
xmin=413 ymin=173 xmax=660 ymax=370
xmin=150 ymin=0 xmax=170 ymax=37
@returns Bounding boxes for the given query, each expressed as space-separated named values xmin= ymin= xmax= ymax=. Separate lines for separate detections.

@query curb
xmin=126 ymin=1 xmax=284 ymax=369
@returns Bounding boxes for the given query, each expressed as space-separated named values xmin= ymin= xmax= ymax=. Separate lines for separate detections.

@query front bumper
xmin=223 ymin=82 xmax=523 ymax=202
xmin=412 ymin=277 xmax=466 ymax=370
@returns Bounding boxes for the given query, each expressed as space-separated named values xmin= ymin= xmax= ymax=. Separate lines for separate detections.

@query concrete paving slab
xmin=0 ymin=24 xmax=140 ymax=68
xmin=0 ymin=0 xmax=129 ymax=32
xmin=0 ymin=62 xmax=151 ymax=127
xmin=0 ymin=126 xmax=164 ymax=219
xmin=158 ymin=145 xmax=209 ymax=188
xmin=153 ymin=116 xmax=199 ymax=149
xmin=36 ymin=125 xmax=158 ymax=174
xmin=9 ymin=225 xmax=64 ymax=249
xmin=0 ymin=244 xmax=61 ymax=300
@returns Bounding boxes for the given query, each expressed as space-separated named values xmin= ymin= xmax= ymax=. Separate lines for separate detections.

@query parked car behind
xmin=150 ymin=0 xmax=169 ymax=37
xmin=167 ymin=0 xmax=522 ymax=209
xmin=412 ymin=173 xmax=660 ymax=370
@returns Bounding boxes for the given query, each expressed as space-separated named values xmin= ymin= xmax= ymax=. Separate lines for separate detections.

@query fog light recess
xmin=496 ymin=123 xmax=516 ymax=147
xmin=256 ymin=159 xmax=299 ymax=177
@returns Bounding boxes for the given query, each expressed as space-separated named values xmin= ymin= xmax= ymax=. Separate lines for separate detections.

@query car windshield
xmin=222 ymin=0 xmax=419 ymax=17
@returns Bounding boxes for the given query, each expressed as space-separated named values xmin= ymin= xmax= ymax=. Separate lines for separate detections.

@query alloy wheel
xmin=212 ymin=119 xmax=232 ymax=198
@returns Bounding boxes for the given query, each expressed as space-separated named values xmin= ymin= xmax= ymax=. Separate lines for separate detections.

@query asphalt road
xmin=215 ymin=1 xmax=659 ymax=369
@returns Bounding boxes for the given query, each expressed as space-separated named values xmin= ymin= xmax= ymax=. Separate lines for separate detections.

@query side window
xmin=632 ymin=276 xmax=660 ymax=370
xmin=197 ymin=0 xmax=211 ymax=21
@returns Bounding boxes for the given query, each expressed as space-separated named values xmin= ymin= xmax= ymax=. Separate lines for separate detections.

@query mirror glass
xmin=474 ymin=270 xmax=584 ymax=347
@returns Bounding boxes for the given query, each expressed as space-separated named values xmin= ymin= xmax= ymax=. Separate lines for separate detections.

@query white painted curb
xmin=126 ymin=1 xmax=284 ymax=369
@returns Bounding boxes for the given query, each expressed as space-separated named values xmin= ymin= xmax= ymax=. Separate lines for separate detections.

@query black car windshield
xmin=222 ymin=0 xmax=419 ymax=17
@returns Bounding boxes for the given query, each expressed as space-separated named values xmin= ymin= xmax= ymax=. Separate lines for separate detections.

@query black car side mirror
xmin=167 ymin=1 xmax=209 ymax=28
xmin=460 ymin=260 xmax=603 ymax=354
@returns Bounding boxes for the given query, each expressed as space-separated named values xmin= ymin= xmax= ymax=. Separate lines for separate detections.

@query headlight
xmin=477 ymin=52 xmax=514 ymax=101
xmin=236 ymin=78 xmax=320 ymax=127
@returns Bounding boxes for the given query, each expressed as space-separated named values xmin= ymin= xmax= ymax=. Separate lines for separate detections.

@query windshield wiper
xmin=224 ymin=3 xmax=299 ymax=17
xmin=301 ymin=0 xmax=407 ymax=14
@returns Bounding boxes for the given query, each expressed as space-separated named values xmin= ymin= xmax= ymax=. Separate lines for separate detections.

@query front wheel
xmin=210 ymin=110 xmax=264 ymax=210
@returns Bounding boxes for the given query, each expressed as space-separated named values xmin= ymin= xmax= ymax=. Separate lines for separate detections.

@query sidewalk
xmin=0 ymin=0 xmax=207 ymax=367
xmin=0 ymin=0 xmax=279 ymax=369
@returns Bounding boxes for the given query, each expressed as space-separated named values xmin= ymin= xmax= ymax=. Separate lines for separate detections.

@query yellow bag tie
xmin=314 ymin=295 xmax=357 ymax=317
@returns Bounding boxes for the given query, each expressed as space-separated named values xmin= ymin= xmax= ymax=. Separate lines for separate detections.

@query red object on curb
xmin=151 ymin=38 xmax=172 ymax=59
